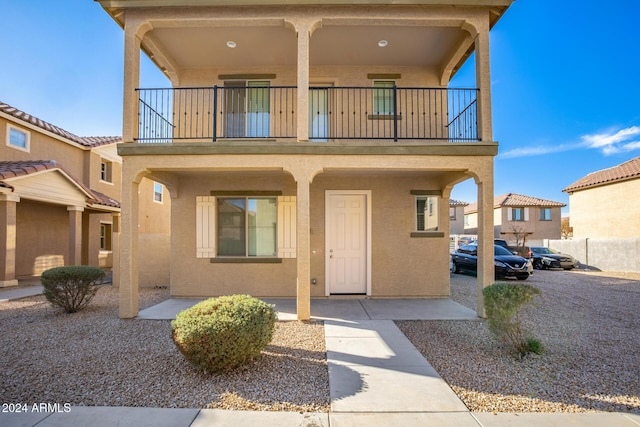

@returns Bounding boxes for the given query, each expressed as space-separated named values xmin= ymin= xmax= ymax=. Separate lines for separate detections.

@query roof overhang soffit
xmin=120 ymin=5 xmax=493 ymax=83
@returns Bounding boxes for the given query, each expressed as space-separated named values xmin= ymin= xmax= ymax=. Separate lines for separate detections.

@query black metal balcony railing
xmin=136 ymin=86 xmax=478 ymax=143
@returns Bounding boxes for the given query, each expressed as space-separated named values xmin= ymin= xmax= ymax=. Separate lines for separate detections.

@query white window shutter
xmin=524 ymin=207 xmax=530 ymax=221
xmin=196 ymin=196 xmax=216 ymax=258
xmin=507 ymin=208 xmax=512 ymax=221
xmin=277 ymin=196 xmax=297 ymax=258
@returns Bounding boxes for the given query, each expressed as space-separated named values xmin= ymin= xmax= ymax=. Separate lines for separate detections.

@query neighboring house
xmin=0 ymin=101 xmax=121 ymax=287
xmin=449 ymin=199 xmax=469 ymax=235
xmin=563 ymin=156 xmax=640 ymax=239
xmin=0 ymin=101 xmax=170 ymax=288
xmin=97 ymin=0 xmax=514 ymax=319
xmin=464 ymin=193 xmax=565 ymax=246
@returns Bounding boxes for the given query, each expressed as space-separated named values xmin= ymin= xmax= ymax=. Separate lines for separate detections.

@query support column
xmin=0 ymin=194 xmax=19 ymax=287
xmin=111 ymin=212 xmax=121 ymax=288
xmin=67 ymin=206 xmax=84 ymax=266
xmin=295 ymin=20 xmax=312 ymax=142
xmin=476 ymin=174 xmax=494 ymax=317
xmin=119 ymin=176 xmax=140 ymax=318
xmin=475 ymin=18 xmax=492 ymax=142
xmin=123 ymin=20 xmax=143 ymax=143
xmin=295 ymin=174 xmax=311 ymax=320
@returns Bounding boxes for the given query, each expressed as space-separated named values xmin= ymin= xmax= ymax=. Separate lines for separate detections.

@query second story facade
xmin=98 ymin=0 xmax=514 ymax=319
xmin=464 ymin=193 xmax=566 ymax=246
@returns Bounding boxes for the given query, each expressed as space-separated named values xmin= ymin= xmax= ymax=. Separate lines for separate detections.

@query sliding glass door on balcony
xmin=224 ymin=81 xmax=270 ymax=138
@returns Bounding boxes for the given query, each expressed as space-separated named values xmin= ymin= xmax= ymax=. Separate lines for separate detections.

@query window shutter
xmin=507 ymin=208 xmax=513 ymax=221
xmin=196 ymin=196 xmax=216 ymax=258
xmin=277 ymin=196 xmax=296 ymax=258
xmin=524 ymin=207 xmax=530 ymax=221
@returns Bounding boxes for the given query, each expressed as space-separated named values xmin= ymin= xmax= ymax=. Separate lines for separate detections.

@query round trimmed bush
xmin=171 ymin=295 xmax=277 ymax=373
xmin=41 ymin=265 xmax=106 ymax=313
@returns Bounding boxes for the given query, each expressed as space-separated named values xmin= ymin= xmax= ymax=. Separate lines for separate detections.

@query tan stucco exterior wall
xmin=498 ymin=207 xmax=563 ymax=245
xmin=170 ymin=173 xmax=297 ymax=297
xmin=137 ymin=177 xmax=171 ymax=287
xmin=569 ymin=179 xmax=640 ymax=239
xmin=16 ymin=200 xmax=68 ymax=277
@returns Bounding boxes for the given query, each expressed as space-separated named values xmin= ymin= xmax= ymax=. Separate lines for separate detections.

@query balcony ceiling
xmin=147 ymin=24 xmax=467 ymax=70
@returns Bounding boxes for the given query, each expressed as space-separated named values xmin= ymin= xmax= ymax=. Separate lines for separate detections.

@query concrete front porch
xmin=136 ymin=297 xmax=477 ymax=321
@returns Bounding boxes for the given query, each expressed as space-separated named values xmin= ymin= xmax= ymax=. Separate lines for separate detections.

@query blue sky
xmin=2 ymin=0 xmax=639 ymax=215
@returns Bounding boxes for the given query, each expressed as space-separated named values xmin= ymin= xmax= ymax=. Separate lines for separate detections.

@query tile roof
xmin=465 ymin=192 xmax=565 ymax=213
xmin=563 ymin=156 xmax=640 ymax=193
xmin=0 ymin=160 xmax=120 ymax=209
xmin=494 ymin=193 xmax=565 ymax=207
xmin=0 ymin=101 xmax=121 ymax=148
xmin=449 ymin=199 xmax=469 ymax=207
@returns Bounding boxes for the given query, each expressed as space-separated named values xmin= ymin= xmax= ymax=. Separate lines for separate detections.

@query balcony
xmin=136 ymin=86 xmax=478 ymax=144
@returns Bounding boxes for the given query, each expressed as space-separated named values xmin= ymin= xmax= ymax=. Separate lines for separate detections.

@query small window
xmin=100 ymin=223 xmax=112 ymax=251
xmin=373 ymin=81 xmax=395 ymax=115
xmin=511 ymin=207 xmax=525 ymax=221
xmin=449 ymin=207 xmax=457 ymax=220
xmin=153 ymin=182 xmax=163 ymax=203
xmin=464 ymin=214 xmax=470 ymax=226
xmin=540 ymin=208 xmax=551 ymax=221
xmin=217 ymin=197 xmax=277 ymax=257
xmin=7 ymin=125 xmax=30 ymax=152
xmin=416 ymin=196 xmax=438 ymax=231
xmin=100 ymin=160 xmax=112 ymax=183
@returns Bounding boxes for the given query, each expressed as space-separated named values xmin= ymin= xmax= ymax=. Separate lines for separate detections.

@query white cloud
xmin=498 ymin=143 xmax=576 ymax=159
xmin=580 ymin=126 xmax=640 ymax=154
xmin=498 ymin=126 xmax=640 ymax=159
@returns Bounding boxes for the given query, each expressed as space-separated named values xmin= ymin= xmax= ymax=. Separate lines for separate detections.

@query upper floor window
xmin=449 ymin=207 xmax=457 ymax=220
xmin=464 ymin=214 xmax=470 ymax=226
xmin=540 ymin=208 xmax=551 ymax=221
xmin=153 ymin=182 xmax=163 ymax=203
xmin=509 ymin=207 xmax=527 ymax=221
xmin=7 ymin=125 xmax=30 ymax=152
xmin=416 ymin=196 xmax=438 ymax=231
xmin=100 ymin=160 xmax=112 ymax=183
xmin=373 ymin=81 xmax=395 ymax=115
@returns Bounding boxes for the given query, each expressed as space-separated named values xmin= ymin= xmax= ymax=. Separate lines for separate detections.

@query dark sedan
xmin=451 ymin=244 xmax=532 ymax=280
xmin=530 ymin=247 xmax=579 ymax=270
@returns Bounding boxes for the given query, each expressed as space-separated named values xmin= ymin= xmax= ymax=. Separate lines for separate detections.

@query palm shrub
xmin=171 ymin=295 xmax=277 ymax=373
xmin=41 ymin=266 xmax=106 ymax=313
xmin=482 ymin=282 xmax=543 ymax=358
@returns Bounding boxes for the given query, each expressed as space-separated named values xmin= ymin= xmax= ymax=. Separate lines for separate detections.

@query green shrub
xmin=171 ymin=295 xmax=277 ymax=373
xmin=482 ymin=282 xmax=542 ymax=358
xmin=41 ymin=266 xmax=106 ymax=313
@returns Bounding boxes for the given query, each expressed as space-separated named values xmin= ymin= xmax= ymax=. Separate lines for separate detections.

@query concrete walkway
xmin=2 ymin=290 xmax=639 ymax=426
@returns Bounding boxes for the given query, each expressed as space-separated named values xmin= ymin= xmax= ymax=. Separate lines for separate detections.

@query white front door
xmin=326 ymin=192 xmax=368 ymax=294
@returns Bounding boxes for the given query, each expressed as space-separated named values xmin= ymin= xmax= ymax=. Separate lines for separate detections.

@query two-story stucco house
xmin=0 ymin=101 xmax=122 ymax=287
xmin=464 ymin=193 xmax=566 ymax=246
xmin=97 ymin=0 xmax=513 ymax=319
xmin=563 ymin=156 xmax=640 ymax=239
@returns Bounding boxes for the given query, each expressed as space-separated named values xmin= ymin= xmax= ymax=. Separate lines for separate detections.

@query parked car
xmin=451 ymin=244 xmax=532 ymax=280
xmin=529 ymin=247 xmax=579 ymax=270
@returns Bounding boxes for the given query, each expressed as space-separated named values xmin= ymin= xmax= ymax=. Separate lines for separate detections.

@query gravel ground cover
xmin=397 ymin=269 xmax=640 ymax=413
xmin=0 ymin=287 xmax=329 ymax=412
xmin=1 ymin=270 xmax=638 ymax=413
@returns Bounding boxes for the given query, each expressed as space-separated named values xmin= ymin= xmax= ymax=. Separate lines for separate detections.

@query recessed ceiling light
xmin=378 ymin=40 xmax=388 ymax=48
xmin=226 ymin=41 xmax=237 ymax=48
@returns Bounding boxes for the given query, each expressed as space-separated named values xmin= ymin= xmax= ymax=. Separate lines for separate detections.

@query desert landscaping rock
xmin=0 ymin=288 xmax=329 ymax=412
xmin=1 ymin=269 xmax=638 ymax=414
xmin=398 ymin=270 xmax=640 ymax=414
